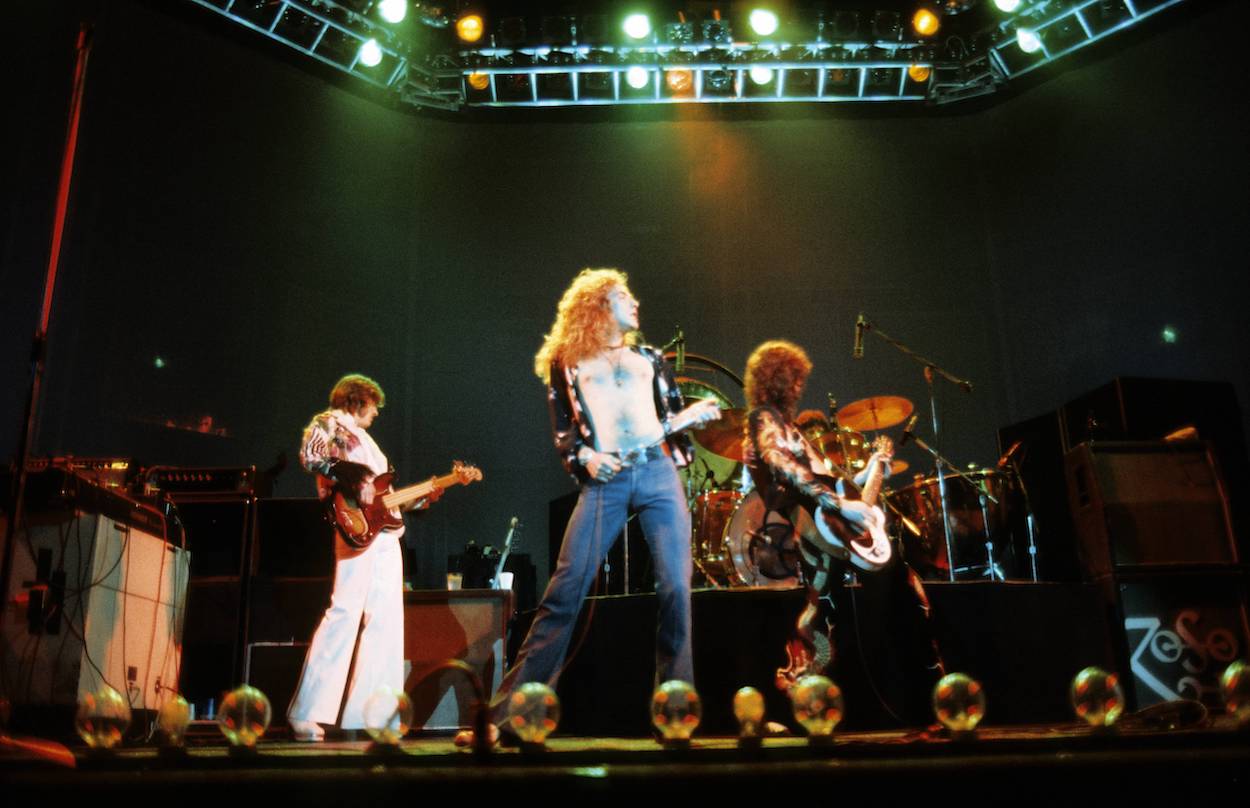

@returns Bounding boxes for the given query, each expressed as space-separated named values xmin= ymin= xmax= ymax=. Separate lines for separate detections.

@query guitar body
xmin=814 ymin=502 xmax=892 ymax=571
xmin=329 ymin=462 xmax=483 ymax=550
xmin=332 ymin=471 xmax=402 ymax=549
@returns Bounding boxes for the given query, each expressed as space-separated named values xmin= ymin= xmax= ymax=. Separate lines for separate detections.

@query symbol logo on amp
xmin=1125 ymin=610 xmax=1240 ymax=703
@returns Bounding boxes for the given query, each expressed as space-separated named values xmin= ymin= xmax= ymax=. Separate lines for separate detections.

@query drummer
xmin=741 ymin=340 xmax=943 ymax=727
xmin=795 ymin=408 xmax=894 ymax=492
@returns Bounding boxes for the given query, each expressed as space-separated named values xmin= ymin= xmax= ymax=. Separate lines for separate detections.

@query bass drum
xmin=723 ymin=491 xmax=801 ymax=589
xmin=676 ymin=377 xmax=745 ymax=498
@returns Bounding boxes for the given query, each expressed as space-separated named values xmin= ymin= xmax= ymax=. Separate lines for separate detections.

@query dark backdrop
xmin=3 ymin=0 xmax=1246 ymax=590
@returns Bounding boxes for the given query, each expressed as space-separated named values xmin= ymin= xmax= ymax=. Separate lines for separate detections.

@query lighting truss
xmin=181 ymin=0 xmax=1193 ymax=112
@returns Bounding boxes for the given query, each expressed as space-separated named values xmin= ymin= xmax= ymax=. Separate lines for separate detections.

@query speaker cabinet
xmin=252 ymin=498 xmax=334 ymax=578
xmin=403 ymin=590 xmax=509 ymax=730
xmin=172 ymin=496 xmax=253 ymax=578
xmin=1 ymin=512 xmax=188 ymax=711
xmin=1108 ymin=570 xmax=1249 ymax=710
xmin=1066 ymin=441 xmax=1237 ymax=578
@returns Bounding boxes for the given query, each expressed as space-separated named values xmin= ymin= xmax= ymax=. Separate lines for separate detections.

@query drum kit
xmin=681 ymin=378 xmax=1030 ymax=588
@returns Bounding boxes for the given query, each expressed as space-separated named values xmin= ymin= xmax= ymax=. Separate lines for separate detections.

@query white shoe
xmin=289 ymin=719 xmax=325 ymax=742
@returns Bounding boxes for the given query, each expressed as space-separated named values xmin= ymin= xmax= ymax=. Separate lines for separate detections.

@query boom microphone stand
xmin=854 ymin=315 xmax=975 ymax=582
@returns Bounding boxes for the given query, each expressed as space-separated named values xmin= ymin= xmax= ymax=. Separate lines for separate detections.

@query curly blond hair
xmin=744 ymin=340 xmax=813 ymax=420
xmin=534 ymin=268 xmax=639 ymax=383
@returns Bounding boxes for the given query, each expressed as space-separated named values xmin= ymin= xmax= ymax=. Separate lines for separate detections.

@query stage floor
xmin=5 ymin=720 xmax=1249 ymax=801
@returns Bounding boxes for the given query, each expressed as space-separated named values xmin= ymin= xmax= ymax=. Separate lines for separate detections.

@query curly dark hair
xmin=329 ymin=374 xmax=385 ymax=414
xmin=744 ymin=340 xmax=812 ymax=420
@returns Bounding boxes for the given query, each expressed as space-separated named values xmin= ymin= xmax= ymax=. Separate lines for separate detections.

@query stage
xmin=4 ymin=721 xmax=1249 ymax=801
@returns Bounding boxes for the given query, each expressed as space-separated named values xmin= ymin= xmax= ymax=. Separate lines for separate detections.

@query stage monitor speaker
xmin=180 ymin=579 xmax=246 ymax=707
xmin=172 ymin=496 xmax=253 ymax=578
xmin=242 ymin=641 xmax=308 ymax=728
xmin=1109 ymin=570 xmax=1249 ymax=711
xmin=1066 ymin=441 xmax=1237 ymax=578
xmin=1 ymin=512 xmax=188 ymax=711
xmin=403 ymin=590 xmax=509 ymax=731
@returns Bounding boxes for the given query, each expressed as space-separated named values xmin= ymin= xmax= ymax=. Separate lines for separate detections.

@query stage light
xmin=625 ymin=66 xmax=650 ymax=89
xmin=994 ymin=0 xmax=1022 ymax=12
xmin=457 ymin=14 xmax=484 ymax=43
xmin=749 ymin=66 xmax=774 ymax=85
xmin=363 ymin=686 xmax=413 ymax=746
xmin=908 ymin=64 xmax=931 ymax=82
xmin=75 ymin=685 xmax=131 ymax=750
xmin=377 ymin=0 xmax=406 ymax=24
xmin=749 ymin=9 xmax=779 ymax=36
xmin=216 ymin=685 xmax=272 ymax=748
xmin=666 ymin=68 xmax=693 ymax=94
xmin=733 ymin=687 xmax=766 ymax=739
xmin=358 ymin=38 xmax=383 ymax=67
xmin=790 ymin=675 xmax=843 ymax=739
xmin=623 ymin=13 xmax=652 ymax=40
xmin=154 ymin=356 xmax=166 ymax=369
xmin=1161 ymin=325 xmax=1178 ymax=344
xmin=156 ymin=695 xmax=192 ymax=747
xmin=506 ymin=682 xmax=561 ymax=746
xmin=651 ymin=680 xmax=702 ymax=745
xmin=1221 ymin=659 xmax=1250 ymax=726
xmin=1016 ymin=28 xmax=1042 ymax=53
xmin=932 ymin=672 xmax=986 ymax=734
xmin=1070 ymin=667 xmax=1125 ymax=728
xmin=467 ymin=72 xmax=490 ymax=90
xmin=912 ymin=7 xmax=940 ymax=37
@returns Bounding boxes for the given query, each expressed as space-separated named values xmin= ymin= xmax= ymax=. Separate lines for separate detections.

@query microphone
xmin=897 ymin=414 xmax=920 ymax=447
xmin=852 ymin=314 xmax=866 ymax=360
xmin=827 ymin=392 xmax=837 ymax=422
xmin=996 ymin=440 xmax=1025 ymax=469
xmin=675 ymin=327 xmax=685 ymax=373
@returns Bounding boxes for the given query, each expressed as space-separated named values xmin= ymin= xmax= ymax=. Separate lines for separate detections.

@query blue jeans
xmin=490 ymin=455 xmax=693 ymax=721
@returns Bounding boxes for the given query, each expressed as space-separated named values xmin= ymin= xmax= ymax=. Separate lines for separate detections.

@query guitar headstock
xmin=452 ymin=460 xmax=483 ymax=484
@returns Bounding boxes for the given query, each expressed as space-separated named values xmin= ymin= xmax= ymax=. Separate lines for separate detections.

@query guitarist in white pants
xmin=742 ymin=341 xmax=943 ymax=726
xmin=287 ymin=374 xmax=442 ymax=741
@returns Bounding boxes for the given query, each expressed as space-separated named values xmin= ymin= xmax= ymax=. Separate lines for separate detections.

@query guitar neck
xmin=382 ymin=472 xmax=463 ymax=510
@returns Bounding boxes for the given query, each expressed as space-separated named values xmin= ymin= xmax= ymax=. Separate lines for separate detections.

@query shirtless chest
xmin=576 ymin=349 xmax=665 ymax=453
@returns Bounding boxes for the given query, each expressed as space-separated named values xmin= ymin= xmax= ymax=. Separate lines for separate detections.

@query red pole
xmin=2 ymin=23 xmax=94 ymax=628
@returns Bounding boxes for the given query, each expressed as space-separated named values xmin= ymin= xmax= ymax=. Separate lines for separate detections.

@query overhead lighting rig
xmin=182 ymin=1 xmax=1192 ymax=112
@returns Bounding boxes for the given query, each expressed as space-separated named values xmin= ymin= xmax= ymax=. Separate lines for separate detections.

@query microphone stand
xmin=857 ymin=317 xmax=974 ymax=582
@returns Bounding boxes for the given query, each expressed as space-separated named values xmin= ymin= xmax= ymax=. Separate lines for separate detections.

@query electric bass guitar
xmin=330 ymin=461 xmax=483 ymax=549
xmin=813 ymin=435 xmax=892 ymax=571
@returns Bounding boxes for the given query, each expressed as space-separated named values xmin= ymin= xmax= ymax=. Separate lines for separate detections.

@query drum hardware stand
xmin=854 ymin=316 xmax=974 ymax=583
xmin=1006 ymin=455 xmax=1041 ymax=582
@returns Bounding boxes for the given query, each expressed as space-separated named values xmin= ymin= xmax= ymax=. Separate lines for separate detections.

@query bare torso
xmin=576 ymin=348 xmax=665 ymax=454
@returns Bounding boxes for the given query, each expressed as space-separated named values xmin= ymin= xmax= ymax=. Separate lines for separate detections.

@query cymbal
xmin=836 ymin=396 xmax=914 ymax=431
xmin=690 ymin=407 xmax=747 ymax=461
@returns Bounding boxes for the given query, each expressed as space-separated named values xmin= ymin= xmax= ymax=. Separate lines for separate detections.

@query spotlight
xmin=912 ymin=7 xmax=940 ymax=37
xmin=377 ymin=0 xmax=406 ymax=25
xmin=872 ymin=11 xmax=902 ymax=42
xmin=749 ymin=9 xmax=779 ymax=37
xmin=704 ymin=68 xmax=734 ymax=93
xmin=1016 ymin=28 xmax=1043 ymax=53
xmin=625 ymin=66 xmax=650 ymax=89
xmin=908 ymin=64 xmax=932 ymax=82
xmin=666 ymin=68 xmax=693 ymax=94
xmin=994 ymin=0 xmax=1022 ymax=12
xmin=496 ymin=16 xmax=526 ymax=47
xmin=456 ymin=14 xmax=484 ymax=43
xmin=749 ymin=66 xmax=774 ymax=85
xmin=358 ymin=38 xmax=383 ymax=67
xmin=623 ymin=13 xmax=652 ymax=40
xmin=703 ymin=12 xmax=732 ymax=44
xmin=467 ymin=72 xmax=490 ymax=90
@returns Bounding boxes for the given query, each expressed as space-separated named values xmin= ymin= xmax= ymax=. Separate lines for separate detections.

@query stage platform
xmin=4 ymin=720 xmax=1249 ymax=802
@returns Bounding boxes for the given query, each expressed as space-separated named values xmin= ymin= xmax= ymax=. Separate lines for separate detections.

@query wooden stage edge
xmin=4 ymin=721 xmax=1249 ymax=800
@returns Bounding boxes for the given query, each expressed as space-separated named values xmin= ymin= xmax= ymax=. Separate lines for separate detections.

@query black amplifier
xmin=142 ymin=465 xmax=257 ymax=497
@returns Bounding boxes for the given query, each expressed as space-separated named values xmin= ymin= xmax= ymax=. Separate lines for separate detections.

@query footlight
xmin=506 ymin=682 xmax=561 ymax=751
xmin=651 ymin=680 xmax=701 ymax=748
xmin=932 ymin=672 xmax=985 ymax=737
xmin=1221 ymin=659 xmax=1250 ymax=728
xmin=789 ymin=675 xmax=843 ymax=745
xmin=76 ymin=685 xmax=131 ymax=751
xmin=363 ymin=686 xmax=414 ymax=751
xmin=1070 ymin=667 xmax=1124 ymax=729
xmin=217 ymin=685 xmax=272 ymax=752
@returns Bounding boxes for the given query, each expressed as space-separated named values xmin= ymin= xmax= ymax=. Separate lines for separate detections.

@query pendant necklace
xmin=608 ymin=343 xmax=628 ymax=387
